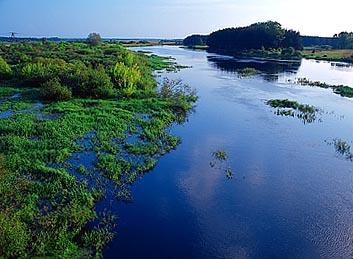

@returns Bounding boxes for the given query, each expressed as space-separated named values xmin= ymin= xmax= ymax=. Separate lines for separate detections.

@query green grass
xmin=149 ymin=54 xmax=189 ymax=72
xmin=301 ymin=49 xmax=353 ymax=63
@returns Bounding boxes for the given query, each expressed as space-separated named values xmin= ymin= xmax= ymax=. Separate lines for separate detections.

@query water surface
xmin=104 ymin=46 xmax=353 ymax=259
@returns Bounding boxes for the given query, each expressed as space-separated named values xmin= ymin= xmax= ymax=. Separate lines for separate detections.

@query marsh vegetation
xmin=0 ymin=41 xmax=196 ymax=258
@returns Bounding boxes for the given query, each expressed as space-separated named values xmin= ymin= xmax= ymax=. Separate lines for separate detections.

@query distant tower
xmin=10 ymin=32 xmax=18 ymax=41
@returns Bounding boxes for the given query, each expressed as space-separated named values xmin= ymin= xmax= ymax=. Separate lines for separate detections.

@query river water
xmin=104 ymin=46 xmax=353 ymax=259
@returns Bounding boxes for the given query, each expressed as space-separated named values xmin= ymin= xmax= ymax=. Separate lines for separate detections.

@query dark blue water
xmin=104 ymin=46 xmax=353 ymax=259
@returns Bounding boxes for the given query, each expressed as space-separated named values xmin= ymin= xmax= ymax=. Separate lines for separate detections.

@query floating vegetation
xmin=266 ymin=99 xmax=320 ymax=124
xmin=210 ymin=149 xmax=234 ymax=179
xmin=296 ymin=78 xmax=353 ymax=98
xmin=225 ymin=168 xmax=234 ymax=179
xmin=237 ymin=67 xmax=258 ymax=77
xmin=326 ymin=138 xmax=353 ymax=161
xmin=212 ymin=150 xmax=228 ymax=161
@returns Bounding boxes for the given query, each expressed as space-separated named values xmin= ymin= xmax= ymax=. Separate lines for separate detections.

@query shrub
xmin=113 ymin=62 xmax=141 ymax=96
xmin=85 ymin=67 xmax=114 ymax=98
xmin=41 ymin=78 xmax=72 ymax=101
xmin=63 ymin=65 xmax=114 ymax=99
xmin=21 ymin=58 xmax=69 ymax=86
xmin=0 ymin=56 xmax=12 ymax=79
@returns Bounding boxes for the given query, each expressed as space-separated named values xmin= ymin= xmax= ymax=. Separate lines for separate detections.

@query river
xmin=104 ymin=46 xmax=353 ymax=259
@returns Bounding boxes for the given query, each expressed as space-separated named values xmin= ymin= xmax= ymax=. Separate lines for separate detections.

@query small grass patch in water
xmin=296 ymin=78 xmax=353 ymax=98
xmin=212 ymin=149 xmax=228 ymax=161
xmin=210 ymin=149 xmax=234 ymax=180
xmin=267 ymin=99 xmax=319 ymax=124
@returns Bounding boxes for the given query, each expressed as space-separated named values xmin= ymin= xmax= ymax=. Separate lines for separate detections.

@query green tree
xmin=87 ymin=33 xmax=102 ymax=46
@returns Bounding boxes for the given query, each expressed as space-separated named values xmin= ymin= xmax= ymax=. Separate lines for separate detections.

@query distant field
xmin=301 ymin=49 xmax=353 ymax=62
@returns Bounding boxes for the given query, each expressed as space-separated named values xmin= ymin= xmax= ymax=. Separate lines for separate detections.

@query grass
xmin=301 ymin=49 xmax=353 ymax=63
xmin=267 ymin=99 xmax=319 ymax=124
xmin=148 ymin=54 xmax=189 ymax=72
xmin=296 ymin=78 xmax=353 ymax=98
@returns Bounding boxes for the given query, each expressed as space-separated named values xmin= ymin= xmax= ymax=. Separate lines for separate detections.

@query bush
xmin=21 ymin=58 xmax=70 ymax=86
xmin=0 ymin=56 xmax=12 ymax=79
xmin=41 ymin=78 xmax=72 ymax=101
xmin=113 ymin=62 xmax=141 ymax=96
xmin=63 ymin=64 xmax=114 ymax=99
xmin=85 ymin=67 xmax=114 ymax=98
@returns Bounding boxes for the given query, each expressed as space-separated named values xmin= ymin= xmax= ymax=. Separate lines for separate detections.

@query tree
xmin=183 ymin=35 xmax=208 ymax=46
xmin=87 ymin=33 xmax=102 ymax=46
xmin=282 ymin=30 xmax=303 ymax=50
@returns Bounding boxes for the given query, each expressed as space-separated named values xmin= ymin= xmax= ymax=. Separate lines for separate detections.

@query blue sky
xmin=0 ymin=0 xmax=352 ymax=38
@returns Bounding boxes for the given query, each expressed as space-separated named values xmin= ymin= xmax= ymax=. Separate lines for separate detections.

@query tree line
xmin=183 ymin=21 xmax=302 ymax=51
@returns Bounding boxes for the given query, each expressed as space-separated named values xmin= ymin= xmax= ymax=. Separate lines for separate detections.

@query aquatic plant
xmin=210 ymin=149 xmax=235 ymax=179
xmin=326 ymin=138 xmax=353 ymax=161
xmin=212 ymin=149 xmax=228 ymax=161
xmin=296 ymin=78 xmax=353 ymax=98
xmin=267 ymin=99 xmax=319 ymax=124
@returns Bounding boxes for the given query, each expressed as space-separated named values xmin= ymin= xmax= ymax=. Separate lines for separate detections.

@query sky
xmin=0 ymin=0 xmax=352 ymax=38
